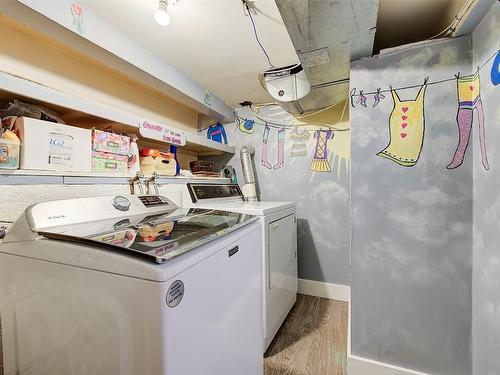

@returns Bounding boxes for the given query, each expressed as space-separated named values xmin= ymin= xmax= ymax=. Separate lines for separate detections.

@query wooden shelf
xmin=0 ymin=71 xmax=235 ymax=156
xmin=0 ymin=169 xmax=230 ymax=185
xmin=0 ymin=0 xmax=235 ymax=123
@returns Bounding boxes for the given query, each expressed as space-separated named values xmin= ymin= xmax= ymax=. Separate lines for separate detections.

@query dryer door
xmin=268 ymin=214 xmax=296 ymax=289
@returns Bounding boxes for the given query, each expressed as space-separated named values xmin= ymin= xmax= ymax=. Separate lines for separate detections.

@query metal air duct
xmin=239 ymin=145 xmax=258 ymax=202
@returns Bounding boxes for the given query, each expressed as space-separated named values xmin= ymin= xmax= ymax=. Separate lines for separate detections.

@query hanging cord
xmin=242 ymin=0 xmax=275 ymax=68
xmin=248 ymin=101 xmax=350 ymax=131
xmin=425 ymin=0 xmax=477 ymax=40
xmin=252 ymin=99 xmax=346 ymax=119
xmin=293 ymin=99 xmax=346 ymax=119
xmin=338 ymin=99 xmax=348 ymax=124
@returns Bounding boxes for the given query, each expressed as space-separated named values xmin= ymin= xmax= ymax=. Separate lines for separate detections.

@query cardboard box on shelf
xmin=16 ymin=117 xmax=91 ymax=172
xmin=92 ymin=129 xmax=130 ymax=156
xmin=91 ymin=151 xmax=128 ymax=175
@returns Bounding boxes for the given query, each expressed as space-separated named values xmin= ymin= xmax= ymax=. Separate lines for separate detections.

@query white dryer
xmin=0 ymin=194 xmax=263 ymax=375
xmin=181 ymin=183 xmax=298 ymax=350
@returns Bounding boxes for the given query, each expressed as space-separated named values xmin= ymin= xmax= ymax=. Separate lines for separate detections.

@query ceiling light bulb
xmin=155 ymin=1 xmax=170 ymax=26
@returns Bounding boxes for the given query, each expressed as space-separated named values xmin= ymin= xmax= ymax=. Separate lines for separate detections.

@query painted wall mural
xmin=490 ymin=50 xmax=500 ymax=85
xmin=261 ymin=125 xmax=285 ymax=170
xmin=448 ymin=70 xmax=489 ymax=170
xmin=70 ymin=2 xmax=84 ymax=35
xmin=350 ymin=45 xmax=499 ymax=171
xmin=289 ymin=127 xmax=311 ymax=157
xmin=238 ymin=118 xmax=255 ymax=134
xmin=200 ymin=102 xmax=351 ymax=286
xmin=471 ymin=4 xmax=500 ymax=375
xmin=206 ymin=122 xmax=228 ymax=144
xmin=230 ymin=101 xmax=350 ymax=176
xmin=351 ymin=36 xmax=474 ymax=375
xmin=377 ymin=83 xmax=427 ymax=167
xmin=310 ymin=129 xmax=334 ymax=172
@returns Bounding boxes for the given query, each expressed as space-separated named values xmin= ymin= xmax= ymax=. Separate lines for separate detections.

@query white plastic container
xmin=128 ymin=139 xmax=140 ymax=175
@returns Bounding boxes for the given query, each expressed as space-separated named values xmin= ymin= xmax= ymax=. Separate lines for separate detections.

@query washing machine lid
xmin=198 ymin=201 xmax=295 ymax=216
xmin=39 ymin=207 xmax=257 ymax=264
xmin=186 ymin=183 xmax=295 ymax=215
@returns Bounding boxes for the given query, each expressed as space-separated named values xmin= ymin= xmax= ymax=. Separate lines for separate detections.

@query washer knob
xmin=113 ymin=196 xmax=131 ymax=211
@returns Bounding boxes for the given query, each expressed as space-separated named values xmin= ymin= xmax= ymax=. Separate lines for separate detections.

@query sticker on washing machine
xmin=166 ymin=280 xmax=184 ymax=308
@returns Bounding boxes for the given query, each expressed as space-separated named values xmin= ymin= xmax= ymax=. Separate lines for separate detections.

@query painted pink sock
xmin=476 ymin=100 xmax=490 ymax=170
xmin=261 ymin=125 xmax=272 ymax=169
xmin=447 ymin=108 xmax=473 ymax=169
xmin=273 ymin=129 xmax=285 ymax=169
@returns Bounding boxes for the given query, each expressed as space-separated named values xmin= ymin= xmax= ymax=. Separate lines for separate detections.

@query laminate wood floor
xmin=264 ymin=294 xmax=348 ymax=375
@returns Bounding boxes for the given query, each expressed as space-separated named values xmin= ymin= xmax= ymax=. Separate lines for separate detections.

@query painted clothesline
xmin=197 ymin=98 xmax=347 ymax=133
xmin=235 ymin=116 xmax=351 ymax=132
xmin=197 ymin=118 xmax=350 ymax=134
xmin=351 ymin=46 xmax=500 ymax=99
xmin=197 ymin=99 xmax=350 ymax=133
xmin=366 ymin=63 xmax=494 ymax=170
xmin=197 ymin=118 xmax=349 ymax=133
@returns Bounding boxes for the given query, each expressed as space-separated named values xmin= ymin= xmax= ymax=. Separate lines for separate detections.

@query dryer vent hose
xmin=240 ymin=145 xmax=258 ymax=202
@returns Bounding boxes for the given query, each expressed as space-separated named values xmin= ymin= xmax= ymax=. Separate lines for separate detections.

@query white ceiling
xmin=78 ymin=0 xmax=299 ymax=107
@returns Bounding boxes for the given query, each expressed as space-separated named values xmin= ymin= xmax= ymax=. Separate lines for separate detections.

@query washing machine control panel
xmin=187 ymin=183 xmax=242 ymax=202
xmin=138 ymin=195 xmax=170 ymax=207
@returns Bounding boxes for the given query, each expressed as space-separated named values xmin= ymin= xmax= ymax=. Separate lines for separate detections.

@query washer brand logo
xmin=228 ymin=246 xmax=239 ymax=257
xmin=46 ymin=215 xmax=67 ymax=220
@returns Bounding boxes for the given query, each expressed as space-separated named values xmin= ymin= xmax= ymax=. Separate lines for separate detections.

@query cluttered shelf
xmin=0 ymin=72 xmax=237 ymax=184
xmin=0 ymin=71 xmax=236 ymax=156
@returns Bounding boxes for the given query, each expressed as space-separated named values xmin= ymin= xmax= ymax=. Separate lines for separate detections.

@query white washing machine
xmin=0 ymin=194 xmax=263 ymax=375
xmin=181 ymin=183 xmax=298 ymax=351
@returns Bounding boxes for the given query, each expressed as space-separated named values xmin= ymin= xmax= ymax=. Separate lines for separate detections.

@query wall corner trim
xmin=297 ymin=278 xmax=350 ymax=302
xmin=347 ymin=355 xmax=432 ymax=375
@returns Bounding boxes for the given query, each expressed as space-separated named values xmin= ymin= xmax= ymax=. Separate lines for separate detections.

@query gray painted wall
xmin=472 ymin=3 xmax=500 ymax=375
xmin=350 ymin=37 xmax=473 ymax=375
xmin=202 ymin=105 xmax=351 ymax=286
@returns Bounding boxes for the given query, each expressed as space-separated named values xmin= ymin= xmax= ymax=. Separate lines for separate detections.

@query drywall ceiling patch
xmin=298 ymin=47 xmax=330 ymax=68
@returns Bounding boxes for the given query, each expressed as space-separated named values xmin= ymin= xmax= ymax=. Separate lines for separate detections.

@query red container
xmin=189 ymin=160 xmax=214 ymax=173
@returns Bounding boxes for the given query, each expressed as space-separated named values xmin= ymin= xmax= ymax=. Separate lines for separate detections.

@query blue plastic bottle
xmin=170 ymin=145 xmax=181 ymax=176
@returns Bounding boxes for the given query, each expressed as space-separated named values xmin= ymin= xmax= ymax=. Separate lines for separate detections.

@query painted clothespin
xmin=356 ymin=90 xmax=368 ymax=108
xmin=373 ymin=88 xmax=385 ymax=107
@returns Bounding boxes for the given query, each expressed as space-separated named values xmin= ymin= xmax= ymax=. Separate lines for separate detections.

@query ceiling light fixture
xmin=155 ymin=0 xmax=170 ymax=26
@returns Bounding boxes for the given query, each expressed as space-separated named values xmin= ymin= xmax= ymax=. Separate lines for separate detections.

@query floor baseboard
xmin=347 ymin=355 xmax=431 ymax=375
xmin=297 ymin=278 xmax=350 ymax=302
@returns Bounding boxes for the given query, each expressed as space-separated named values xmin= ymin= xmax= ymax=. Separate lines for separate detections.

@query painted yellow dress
xmin=377 ymin=84 xmax=427 ymax=167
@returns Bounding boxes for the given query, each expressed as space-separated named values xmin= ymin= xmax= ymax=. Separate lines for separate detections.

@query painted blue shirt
xmin=207 ymin=123 xmax=228 ymax=144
